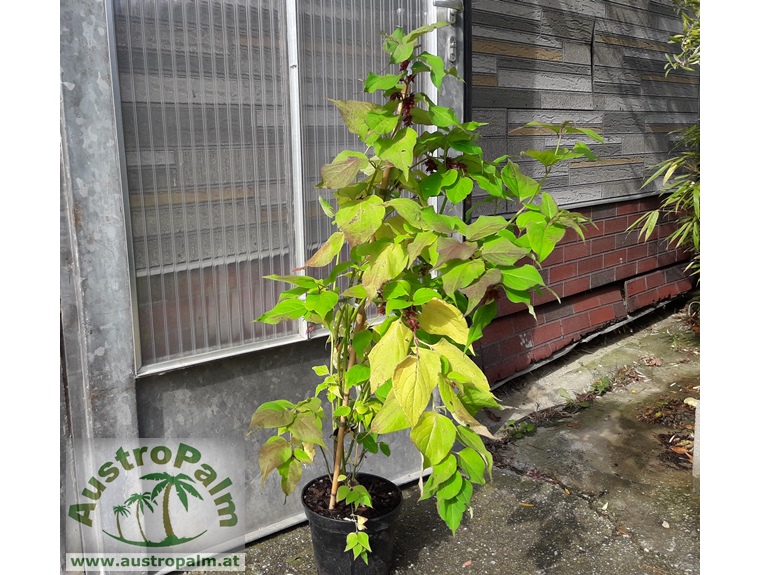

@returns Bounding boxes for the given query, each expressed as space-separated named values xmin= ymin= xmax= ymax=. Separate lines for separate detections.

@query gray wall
xmin=469 ymin=0 xmax=699 ymax=213
xmin=61 ymin=0 xmax=462 ymax=556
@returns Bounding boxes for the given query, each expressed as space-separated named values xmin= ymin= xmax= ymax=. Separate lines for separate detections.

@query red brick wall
xmin=474 ymin=197 xmax=695 ymax=385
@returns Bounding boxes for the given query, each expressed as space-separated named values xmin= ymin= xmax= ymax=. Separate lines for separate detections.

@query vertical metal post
xmin=286 ymin=0 xmax=308 ymax=340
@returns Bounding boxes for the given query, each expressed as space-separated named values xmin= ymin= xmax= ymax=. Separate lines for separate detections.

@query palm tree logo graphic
xmin=112 ymin=505 xmax=130 ymax=539
xmin=103 ymin=473 xmax=206 ymax=547
xmin=124 ymin=491 xmax=154 ymax=542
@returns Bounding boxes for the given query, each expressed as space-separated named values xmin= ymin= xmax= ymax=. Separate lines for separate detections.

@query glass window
xmin=113 ymin=0 xmax=430 ymax=369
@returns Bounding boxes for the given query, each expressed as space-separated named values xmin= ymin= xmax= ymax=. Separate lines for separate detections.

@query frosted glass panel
xmin=114 ymin=0 xmax=296 ymax=365
xmin=297 ymin=0 xmax=430 ymax=267
xmin=113 ymin=0 xmax=431 ymax=367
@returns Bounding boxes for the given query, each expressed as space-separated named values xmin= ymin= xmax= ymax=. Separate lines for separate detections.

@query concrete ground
xmin=212 ymin=303 xmax=700 ymax=575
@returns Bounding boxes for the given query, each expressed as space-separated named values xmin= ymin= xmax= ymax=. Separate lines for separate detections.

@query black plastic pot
xmin=301 ymin=474 xmax=403 ymax=575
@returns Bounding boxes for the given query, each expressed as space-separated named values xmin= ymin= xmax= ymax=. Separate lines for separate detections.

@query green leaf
xmin=385 ymin=198 xmax=425 ymax=228
xmin=444 ymin=175 xmax=473 ymax=204
xmin=328 ymin=99 xmax=382 ymax=141
xmin=419 ymin=298 xmax=469 ymax=346
xmin=565 ymin=126 xmax=604 ymax=143
xmin=429 ymin=104 xmax=460 ymax=128
xmin=341 ymin=284 xmax=368 ymax=299
xmin=460 ymin=269 xmax=502 ymax=316
xmin=259 ymin=436 xmax=292 ymax=485
xmin=368 ymin=320 xmax=413 ymax=392
xmin=501 ymin=160 xmax=540 ymax=200
xmin=289 ymin=412 xmax=327 ymax=447
xmin=346 ymin=364 xmax=371 ymax=387
xmin=257 ymin=299 xmax=306 ymax=324
xmin=501 ymin=264 xmax=545 ymax=291
xmin=480 ymin=237 xmax=530 ymax=267
xmin=437 ymin=469 xmax=463 ymax=500
xmin=458 ymin=448 xmax=486 ymax=484
xmin=464 ymin=215 xmax=508 ymax=241
xmin=364 ymin=72 xmax=404 ymax=93
xmin=471 ymin=173 xmax=505 ymax=198
xmin=438 ymin=378 xmax=495 ymax=438
xmin=411 ymin=412 xmax=457 ymax=467
xmin=366 ymin=107 xmax=400 ymax=135
xmin=456 ymin=427 xmax=493 ymax=479
xmin=336 ymin=196 xmax=385 ymax=247
xmin=572 ymin=141 xmax=599 ymax=161
xmin=391 ymin=40 xmax=416 ymax=64
xmin=441 ymin=259 xmax=485 ymax=297
xmin=353 ymin=330 xmax=373 ymax=359
xmin=449 ymin=139 xmax=482 ymax=155
xmin=466 ymin=299 xmax=499 ymax=347
xmin=302 ymin=231 xmax=345 ymax=268
xmin=249 ymin=400 xmax=296 ymax=430
xmin=504 ymin=287 xmax=535 ymax=318
xmin=418 ymin=172 xmax=443 ymax=200
xmin=376 ymin=128 xmax=417 ymax=178
xmin=304 ymin=291 xmax=339 ymax=320
xmin=419 ymin=52 xmax=447 ymax=88
xmin=413 ymin=287 xmax=441 ymax=306
xmin=436 ymin=484 xmax=468 ymax=535
xmin=540 ymin=193 xmax=559 ymax=219
xmin=526 ymin=222 xmax=565 ymax=262
xmin=362 ymin=241 xmax=408 ymax=300
xmin=392 ymin=348 xmax=441 ymax=427
xmin=402 ymin=22 xmax=449 ymax=43
xmin=318 ymin=151 xmax=369 ymax=189
xmin=430 ymin=454 xmax=458 ymax=491
xmin=264 ymin=274 xmax=319 ymax=289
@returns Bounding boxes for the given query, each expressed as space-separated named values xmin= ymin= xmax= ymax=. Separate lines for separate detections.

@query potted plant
xmin=248 ymin=22 xmax=602 ymax=575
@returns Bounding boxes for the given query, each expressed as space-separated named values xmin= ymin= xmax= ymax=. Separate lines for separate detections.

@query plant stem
xmin=329 ymin=303 xmax=366 ymax=509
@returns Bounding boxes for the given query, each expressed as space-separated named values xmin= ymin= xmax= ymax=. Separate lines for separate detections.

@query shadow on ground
xmin=207 ymin=302 xmax=699 ymax=575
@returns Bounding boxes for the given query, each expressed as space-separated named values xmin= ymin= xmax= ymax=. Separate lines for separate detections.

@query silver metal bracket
xmin=433 ymin=0 xmax=463 ymax=25
xmin=447 ymin=36 xmax=457 ymax=63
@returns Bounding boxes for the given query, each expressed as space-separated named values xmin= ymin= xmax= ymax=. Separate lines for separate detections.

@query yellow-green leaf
xmin=277 ymin=458 xmax=303 ymax=496
xmin=370 ymin=390 xmax=410 ymax=434
xmin=432 ymin=338 xmax=490 ymax=394
xmin=368 ymin=321 xmax=413 ymax=392
xmin=362 ymin=242 xmax=408 ymax=301
xmin=438 ymin=379 xmax=495 ymax=439
xmin=375 ymin=128 xmax=417 ymax=178
xmin=302 ymin=232 xmax=345 ymax=268
xmin=392 ymin=348 xmax=441 ymax=426
xmin=410 ymin=412 xmax=457 ymax=466
xmin=336 ymin=196 xmax=385 ymax=247
xmin=418 ymin=298 xmax=469 ymax=346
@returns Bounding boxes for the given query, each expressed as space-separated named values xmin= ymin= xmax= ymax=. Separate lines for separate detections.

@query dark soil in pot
xmin=301 ymin=473 xmax=403 ymax=575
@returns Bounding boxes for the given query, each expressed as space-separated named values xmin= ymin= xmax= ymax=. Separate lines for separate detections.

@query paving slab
xmin=201 ymin=304 xmax=699 ymax=575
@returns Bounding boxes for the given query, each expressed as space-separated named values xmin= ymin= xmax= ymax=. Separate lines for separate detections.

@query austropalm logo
xmin=66 ymin=439 xmax=245 ymax=572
